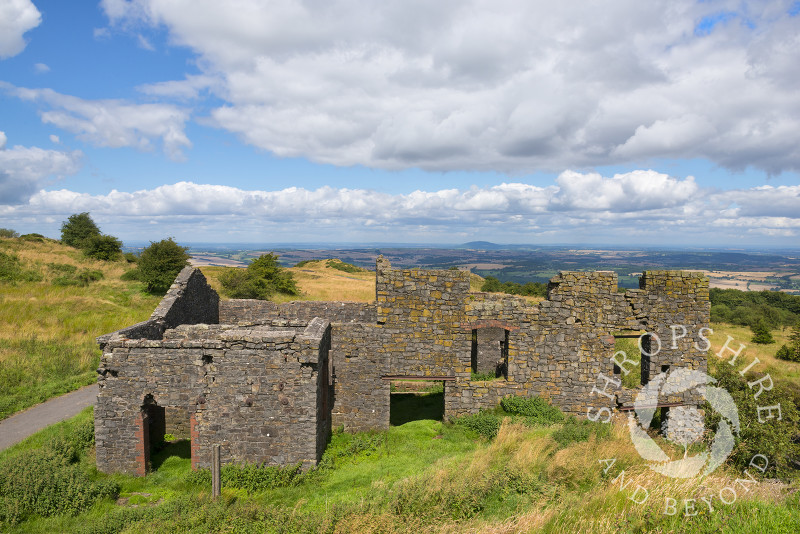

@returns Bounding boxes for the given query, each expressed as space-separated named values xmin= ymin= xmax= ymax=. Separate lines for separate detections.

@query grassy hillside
xmin=0 ymin=237 xmax=160 ymax=420
xmin=2 ymin=406 xmax=797 ymax=533
xmin=201 ymin=259 xmax=377 ymax=303
xmin=1 ymin=243 xmax=798 ymax=531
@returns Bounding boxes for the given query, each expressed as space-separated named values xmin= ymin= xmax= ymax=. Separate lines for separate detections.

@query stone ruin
xmin=95 ymin=257 xmax=710 ymax=475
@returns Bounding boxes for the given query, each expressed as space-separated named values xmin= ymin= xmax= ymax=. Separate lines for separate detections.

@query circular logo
xmin=628 ymin=368 xmax=740 ymax=478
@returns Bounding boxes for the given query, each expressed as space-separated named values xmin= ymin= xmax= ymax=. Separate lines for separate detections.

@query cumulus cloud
xmin=550 ymin=170 xmax=698 ymax=212
xmin=3 ymin=84 xmax=191 ymax=160
xmin=99 ymin=0 xmax=800 ymax=175
xmin=0 ymin=0 xmax=40 ymax=59
xmin=33 ymin=62 xmax=50 ymax=73
xmin=4 ymin=170 xmax=798 ymax=243
xmin=0 ymin=135 xmax=82 ymax=204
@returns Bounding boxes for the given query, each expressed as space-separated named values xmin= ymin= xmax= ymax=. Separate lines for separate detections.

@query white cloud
xmin=0 ymin=138 xmax=82 ymax=205
xmin=49 ymin=134 xmax=60 ymax=144
xmin=550 ymin=170 xmax=699 ymax=212
xmin=100 ymin=0 xmax=800 ymax=175
xmin=3 ymin=84 xmax=191 ymax=160
xmin=3 ymin=170 xmax=797 ymax=243
xmin=0 ymin=0 xmax=40 ymax=59
xmin=33 ymin=62 xmax=49 ymax=73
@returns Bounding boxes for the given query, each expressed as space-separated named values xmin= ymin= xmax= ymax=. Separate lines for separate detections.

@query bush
xmin=19 ymin=233 xmax=49 ymax=242
xmin=470 ymin=371 xmax=497 ymax=381
xmin=705 ymin=358 xmax=800 ymax=477
xmin=137 ymin=238 xmax=190 ymax=294
xmin=124 ymin=252 xmax=138 ymax=263
xmin=750 ymin=320 xmax=775 ymax=344
xmin=480 ymin=276 xmax=546 ymax=297
xmin=326 ymin=259 xmax=364 ymax=273
xmin=551 ymin=417 xmax=611 ymax=448
xmin=0 ymin=419 xmax=117 ymax=525
xmin=219 ymin=253 xmax=298 ymax=300
xmin=500 ymin=396 xmax=565 ymax=424
xmin=120 ymin=268 xmax=142 ymax=281
xmin=776 ymin=325 xmax=800 ymax=362
xmin=452 ymin=411 xmax=502 ymax=440
xmin=0 ymin=228 xmax=19 ymax=238
xmin=52 ymin=269 xmax=104 ymax=287
xmin=60 ymin=213 xmax=100 ymax=248
xmin=186 ymin=462 xmax=303 ymax=493
xmin=83 ymin=234 xmax=122 ymax=261
xmin=0 ymin=251 xmax=43 ymax=283
xmin=47 ymin=262 xmax=78 ymax=274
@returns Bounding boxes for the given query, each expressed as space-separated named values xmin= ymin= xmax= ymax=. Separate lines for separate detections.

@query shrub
xmin=83 ymin=234 xmax=122 ymax=261
xmin=60 ymin=213 xmax=100 ymax=248
xmin=0 ymin=251 xmax=43 ymax=283
xmin=120 ymin=268 xmax=142 ymax=281
xmin=47 ymin=262 xmax=78 ymax=274
xmin=500 ymin=396 xmax=564 ymax=425
xmin=52 ymin=269 xmax=104 ymax=287
xmin=0 ymin=228 xmax=19 ymax=238
xmin=470 ymin=371 xmax=497 ymax=381
xmin=776 ymin=325 xmax=800 ymax=362
xmin=19 ymin=233 xmax=47 ymax=242
xmin=326 ymin=259 xmax=364 ymax=273
xmin=705 ymin=358 xmax=800 ymax=477
xmin=124 ymin=252 xmax=138 ymax=263
xmin=480 ymin=276 xmax=547 ymax=297
xmin=551 ymin=417 xmax=611 ymax=448
xmin=0 ymin=419 xmax=117 ymax=525
xmin=750 ymin=320 xmax=775 ymax=344
xmin=452 ymin=411 xmax=502 ymax=440
xmin=186 ymin=462 xmax=303 ymax=493
xmin=220 ymin=253 xmax=298 ymax=300
xmin=137 ymin=238 xmax=190 ymax=294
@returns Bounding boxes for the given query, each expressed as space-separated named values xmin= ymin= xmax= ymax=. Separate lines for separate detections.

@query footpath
xmin=0 ymin=384 xmax=98 ymax=451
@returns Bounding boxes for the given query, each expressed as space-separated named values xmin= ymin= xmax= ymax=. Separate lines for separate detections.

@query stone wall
xmin=95 ymin=262 xmax=710 ymax=474
xmin=220 ymin=299 xmax=375 ymax=325
xmin=97 ymin=267 xmax=219 ymax=347
xmin=95 ymin=316 xmax=330 ymax=474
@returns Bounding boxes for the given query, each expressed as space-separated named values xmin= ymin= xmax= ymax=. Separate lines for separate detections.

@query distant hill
xmin=459 ymin=241 xmax=506 ymax=250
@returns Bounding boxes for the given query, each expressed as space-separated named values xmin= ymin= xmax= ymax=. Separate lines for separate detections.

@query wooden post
xmin=211 ymin=444 xmax=221 ymax=499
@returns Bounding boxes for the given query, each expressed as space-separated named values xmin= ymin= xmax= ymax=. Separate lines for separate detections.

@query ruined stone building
xmin=95 ymin=258 xmax=709 ymax=475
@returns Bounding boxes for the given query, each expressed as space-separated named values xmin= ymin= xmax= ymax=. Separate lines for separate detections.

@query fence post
xmin=212 ymin=444 xmax=221 ymax=499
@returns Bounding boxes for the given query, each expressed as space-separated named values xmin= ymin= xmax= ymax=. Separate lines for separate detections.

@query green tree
xmin=0 ymin=228 xmax=19 ymax=238
xmin=83 ymin=234 xmax=122 ymax=261
xmin=750 ymin=320 xmax=775 ymax=344
xmin=137 ymin=238 xmax=190 ymax=294
xmin=776 ymin=325 xmax=800 ymax=362
xmin=60 ymin=212 xmax=100 ymax=248
xmin=219 ymin=253 xmax=298 ymax=300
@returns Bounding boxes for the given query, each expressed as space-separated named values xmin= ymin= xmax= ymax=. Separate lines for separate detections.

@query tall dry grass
xmin=0 ymin=237 xmax=160 ymax=419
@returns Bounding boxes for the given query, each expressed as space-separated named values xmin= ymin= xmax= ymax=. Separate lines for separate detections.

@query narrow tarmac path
xmin=0 ymin=384 xmax=98 ymax=452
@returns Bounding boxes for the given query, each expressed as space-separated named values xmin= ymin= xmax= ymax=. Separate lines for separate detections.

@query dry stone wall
xmin=95 ymin=261 xmax=710 ymax=475
xmin=95 ymin=314 xmax=330 ymax=474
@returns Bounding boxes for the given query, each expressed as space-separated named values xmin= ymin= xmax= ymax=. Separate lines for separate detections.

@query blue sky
xmin=1 ymin=0 xmax=799 ymax=247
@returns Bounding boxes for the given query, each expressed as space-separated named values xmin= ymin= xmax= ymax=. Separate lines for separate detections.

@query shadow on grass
xmin=390 ymin=391 xmax=444 ymax=426
xmin=151 ymin=439 xmax=191 ymax=471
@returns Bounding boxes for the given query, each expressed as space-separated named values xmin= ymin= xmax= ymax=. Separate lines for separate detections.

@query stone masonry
xmin=95 ymin=259 xmax=709 ymax=475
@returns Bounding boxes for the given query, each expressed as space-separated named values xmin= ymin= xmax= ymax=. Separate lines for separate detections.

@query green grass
xmin=614 ymin=336 xmax=643 ymax=389
xmin=4 ymin=405 xmax=799 ymax=533
xmin=0 ymin=238 xmax=160 ymax=420
xmin=0 ymin=337 xmax=98 ymax=419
